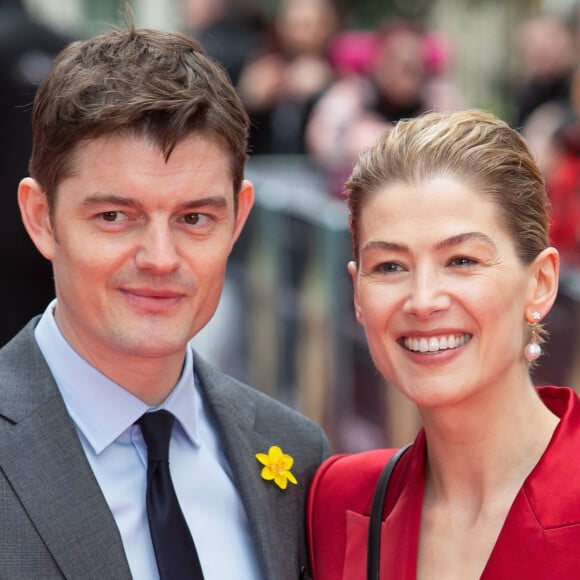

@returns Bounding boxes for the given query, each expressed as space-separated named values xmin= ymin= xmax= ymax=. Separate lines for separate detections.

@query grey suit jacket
xmin=0 ymin=318 xmax=330 ymax=579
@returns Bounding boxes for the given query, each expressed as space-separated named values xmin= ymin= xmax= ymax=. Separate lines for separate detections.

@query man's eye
xmin=101 ymin=211 xmax=119 ymax=222
xmin=184 ymin=214 xmax=201 ymax=225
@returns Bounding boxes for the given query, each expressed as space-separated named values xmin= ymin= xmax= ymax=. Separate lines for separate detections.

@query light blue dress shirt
xmin=35 ymin=300 xmax=262 ymax=579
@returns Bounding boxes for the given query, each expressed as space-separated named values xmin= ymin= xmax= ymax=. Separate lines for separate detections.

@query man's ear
xmin=18 ymin=177 xmax=56 ymax=261
xmin=230 ymin=179 xmax=254 ymax=251
xmin=526 ymin=246 xmax=559 ymax=318
xmin=347 ymin=260 xmax=364 ymax=325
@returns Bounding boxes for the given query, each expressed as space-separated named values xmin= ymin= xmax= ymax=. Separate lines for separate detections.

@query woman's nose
xmin=402 ymin=270 xmax=450 ymax=318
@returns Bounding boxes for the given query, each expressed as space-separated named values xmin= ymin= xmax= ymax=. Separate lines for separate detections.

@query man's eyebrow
xmin=174 ymin=196 xmax=229 ymax=211
xmin=82 ymin=194 xmax=140 ymax=208
xmin=81 ymin=194 xmax=229 ymax=210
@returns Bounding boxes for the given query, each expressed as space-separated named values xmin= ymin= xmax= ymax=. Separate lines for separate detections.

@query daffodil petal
xmin=286 ymin=471 xmax=298 ymax=485
xmin=269 ymin=445 xmax=283 ymax=460
xmin=261 ymin=467 xmax=275 ymax=480
xmin=255 ymin=453 xmax=269 ymax=466
xmin=274 ymin=475 xmax=288 ymax=489
xmin=281 ymin=455 xmax=294 ymax=470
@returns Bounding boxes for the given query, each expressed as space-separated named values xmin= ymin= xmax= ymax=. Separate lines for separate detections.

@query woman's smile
xmin=402 ymin=333 xmax=472 ymax=354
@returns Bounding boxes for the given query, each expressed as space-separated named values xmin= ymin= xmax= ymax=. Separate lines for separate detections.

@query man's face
xmin=22 ymin=133 xmax=253 ymax=373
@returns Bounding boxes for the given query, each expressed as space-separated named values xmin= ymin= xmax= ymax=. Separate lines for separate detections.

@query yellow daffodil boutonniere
xmin=256 ymin=445 xmax=298 ymax=490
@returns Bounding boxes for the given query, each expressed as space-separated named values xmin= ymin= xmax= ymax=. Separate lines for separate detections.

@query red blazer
xmin=307 ymin=386 xmax=580 ymax=579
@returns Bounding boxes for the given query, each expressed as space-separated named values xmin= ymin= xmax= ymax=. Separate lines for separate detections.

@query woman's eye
xmin=450 ymin=256 xmax=477 ymax=266
xmin=376 ymin=262 xmax=404 ymax=273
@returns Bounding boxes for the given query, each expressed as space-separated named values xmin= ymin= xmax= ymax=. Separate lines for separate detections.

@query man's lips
xmin=119 ymin=288 xmax=187 ymax=309
xmin=122 ymin=288 xmax=185 ymax=299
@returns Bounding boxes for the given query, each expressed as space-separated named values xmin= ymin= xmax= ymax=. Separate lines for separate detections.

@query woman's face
xmin=349 ymin=175 xmax=538 ymax=410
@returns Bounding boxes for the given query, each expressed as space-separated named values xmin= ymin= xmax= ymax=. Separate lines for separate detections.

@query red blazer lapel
xmin=483 ymin=386 xmax=580 ymax=578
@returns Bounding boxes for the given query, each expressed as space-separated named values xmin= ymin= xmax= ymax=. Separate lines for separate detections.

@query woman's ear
xmin=526 ymin=246 xmax=560 ymax=318
xmin=18 ymin=177 xmax=56 ymax=261
xmin=347 ymin=260 xmax=364 ymax=325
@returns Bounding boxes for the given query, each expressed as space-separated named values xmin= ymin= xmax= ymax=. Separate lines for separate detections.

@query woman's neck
xmin=420 ymin=383 xmax=559 ymax=505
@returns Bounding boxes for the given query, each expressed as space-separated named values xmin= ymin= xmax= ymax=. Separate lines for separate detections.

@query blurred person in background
xmin=306 ymin=110 xmax=580 ymax=578
xmin=238 ymin=0 xmax=340 ymax=156
xmin=179 ymin=0 xmax=265 ymax=86
xmin=421 ymin=29 xmax=465 ymax=114
xmin=512 ymin=13 xmax=577 ymax=187
xmin=0 ymin=0 xmax=68 ymax=344
xmin=306 ymin=20 xmax=434 ymax=196
xmin=519 ymin=12 xmax=577 ymax=128
xmin=512 ymin=13 xmax=576 ymax=132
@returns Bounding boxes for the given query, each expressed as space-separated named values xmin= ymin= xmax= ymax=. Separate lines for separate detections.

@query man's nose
xmin=135 ymin=223 xmax=181 ymax=274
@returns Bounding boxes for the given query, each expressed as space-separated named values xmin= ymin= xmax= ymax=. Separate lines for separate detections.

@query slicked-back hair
xmin=345 ymin=110 xmax=549 ymax=265
xmin=29 ymin=25 xmax=249 ymax=208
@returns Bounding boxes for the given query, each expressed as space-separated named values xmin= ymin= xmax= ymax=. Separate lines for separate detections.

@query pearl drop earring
xmin=525 ymin=311 xmax=542 ymax=361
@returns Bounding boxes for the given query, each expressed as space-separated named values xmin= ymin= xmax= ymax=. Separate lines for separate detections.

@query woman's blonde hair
xmin=345 ymin=110 xmax=549 ymax=265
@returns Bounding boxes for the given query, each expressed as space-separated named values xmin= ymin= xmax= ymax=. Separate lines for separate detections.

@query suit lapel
xmin=194 ymin=354 xmax=303 ymax=580
xmin=0 ymin=321 xmax=131 ymax=579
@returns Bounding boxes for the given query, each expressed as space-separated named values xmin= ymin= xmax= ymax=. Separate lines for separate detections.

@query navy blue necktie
xmin=138 ymin=410 xmax=204 ymax=580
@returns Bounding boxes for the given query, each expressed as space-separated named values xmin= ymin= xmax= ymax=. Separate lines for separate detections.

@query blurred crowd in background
xmin=4 ymin=0 xmax=580 ymax=452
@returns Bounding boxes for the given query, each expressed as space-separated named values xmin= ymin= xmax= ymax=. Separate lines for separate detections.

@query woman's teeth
xmin=403 ymin=333 xmax=471 ymax=353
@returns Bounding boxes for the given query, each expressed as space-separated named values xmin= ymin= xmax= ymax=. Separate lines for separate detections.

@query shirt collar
xmin=34 ymin=299 xmax=200 ymax=454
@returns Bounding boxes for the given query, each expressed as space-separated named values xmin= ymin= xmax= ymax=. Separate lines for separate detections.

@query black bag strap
xmin=367 ymin=443 xmax=413 ymax=580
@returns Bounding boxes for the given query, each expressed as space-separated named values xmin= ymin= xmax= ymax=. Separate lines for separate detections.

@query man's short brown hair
xmin=29 ymin=25 xmax=249 ymax=208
